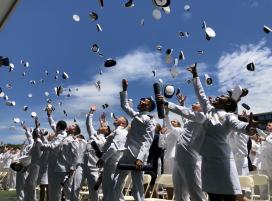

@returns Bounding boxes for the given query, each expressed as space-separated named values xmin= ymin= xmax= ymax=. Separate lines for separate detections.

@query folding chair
xmin=144 ymin=174 xmax=174 ymax=201
xmin=124 ymin=174 xmax=152 ymax=201
xmin=250 ymin=174 xmax=271 ymax=201
xmin=239 ymin=176 xmax=255 ymax=201
xmin=0 ymin=171 xmax=8 ymax=190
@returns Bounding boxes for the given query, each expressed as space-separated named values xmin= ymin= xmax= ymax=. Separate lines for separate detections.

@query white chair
xmin=145 ymin=174 xmax=174 ymax=201
xmin=250 ymin=174 xmax=271 ymax=201
xmin=239 ymin=176 xmax=255 ymax=201
xmin=124 ymin=174 xmax=152 ymax=201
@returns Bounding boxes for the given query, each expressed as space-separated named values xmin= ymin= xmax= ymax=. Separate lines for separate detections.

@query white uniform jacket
xmin=120 ymin=91 xmax=156 ymax=162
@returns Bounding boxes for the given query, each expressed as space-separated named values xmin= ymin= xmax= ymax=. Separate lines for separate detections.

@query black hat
xmin=102 ymin=104 xmax=109 ymax=109
xmin=98 ymin=0 xmax=104 ymax=7
xmin=104 ymin=58 xmax=117 ymax=67
xmin=91 ymin=44 xmax=99 ymax=53
xmin=89 ymin=12 xmax=98 ymax=21
xmin=125 ymin=0 xmax=134 ymax=7
xmin=263 ymin=25 xmax=272 ymax=34
xmin=241 ymin=103 xmax=250 ymax=110
xmin=246 ymin=62 xmax=255 ymax=71
xmin=0 ymin=56 xmax=10 ymax=67
xmin=153 ymin=0 xmax=171 ymax=7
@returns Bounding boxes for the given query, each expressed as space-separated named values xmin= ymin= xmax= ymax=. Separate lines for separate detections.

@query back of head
xmin=225 ymin=97 xmax=237 ymax=112
xmin=74 ymin=124 xmax=81 ymax=135
xmin=56 ymin=120 xmax=67 ymax=131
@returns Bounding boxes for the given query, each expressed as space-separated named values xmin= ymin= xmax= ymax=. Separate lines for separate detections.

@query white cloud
xmin=216 ymin=39 xmax=272 ymax=113
xmin=61 ymin=49 xmax=174 ymax=116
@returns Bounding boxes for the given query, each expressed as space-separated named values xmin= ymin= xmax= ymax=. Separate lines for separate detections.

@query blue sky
xmin=1 ymin=0 xmax=272 ymax=144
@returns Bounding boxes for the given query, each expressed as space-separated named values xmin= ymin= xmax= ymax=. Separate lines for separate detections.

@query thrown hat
xmin=204 ymin=74 xmax=212 ymax=85
xmin=153 ymin=0 xmax=171 ymax=7
xmin=152 ymin=9 xmax=162 ymax=20
xmin=164 ymin=85 xmax=175 ymax=98
xmin=72 ymin=14 xmax=80 ymax=22
xmin=62 ymin=72 xmax=69 ymax=79
xmin=89 ymin=12 xmax=98 ymax=21
xmin=231 ymin=85 xmax=243 ymax=102
xmin=246 ymin=62 xmax=255 ymax=71
xmin=263 ymin=25 xmax=272 ymax=34
xmin=241 ymin=103 xmax=250 ymax=110
xmin=125 ymin=0 xmax=134 ymax=7
xmin=104 ymin=58 xmax=117 ymax=67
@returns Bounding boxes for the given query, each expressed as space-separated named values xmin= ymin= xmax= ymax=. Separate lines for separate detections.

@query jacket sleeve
xmin=48 ymin=115 xmax=57 ymax=133
xmin=227 ymin=114 xmax=249 ymax=134
xmin=192 ymin=77 xmax=213 ymax=113
xmin=86 ymin=113 xmax=97 ymax=138
xmin=137 ymin=118 xmax=156 ymax=162
xmin=41 ymin=135 xmax=64 ymax=151
xmin=25 ymin=130 xmax=34 ymax=145
xmin=120 ymin=91 xmax=138 ymax=118
xmin=167 ymin=102 xmax=206 ymax=123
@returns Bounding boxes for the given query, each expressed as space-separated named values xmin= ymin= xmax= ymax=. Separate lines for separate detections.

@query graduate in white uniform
xmin=158 ymin=112 xmax=182 ymax=174
xmin=70 ymin=105 xmax=109 ymax=201
xmin=15 ymin=122 xmax=34 ymax=201
xmin=113 ymin=79 xmax=156 ymax=201
xmin=42 ymin=106 xmax=68 ymax=201
xmin=96 ymin=113 xmax=128 ymax=201
xmin=167 ymin=93 xmax=207 ymax=201
xmin=255 ymin=122 xmax=272 ymax=199
xmin=187 ymin=65 xmax=256 ymax=201
xmin=23 ymin=119 xmax=43 ymax=201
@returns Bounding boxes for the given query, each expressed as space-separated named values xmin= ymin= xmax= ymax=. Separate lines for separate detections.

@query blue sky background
xmin=1 ymin=0 xmax=272 ymax=144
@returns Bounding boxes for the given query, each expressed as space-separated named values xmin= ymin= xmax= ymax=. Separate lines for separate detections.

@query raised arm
xmin=21 ymin=122 xmax=34 ymax=144
xmin=187 ymin=64 xmax=213 ymax=113
xmin=166 ymin=102 xmax=206 ymax=124
xmin=45 ymin=104 xmax=57 ymax=132
xmin=120 ymin=79 xmax=138 ymax=118
xmin=86 ymin=105 xmax=98 ymax=138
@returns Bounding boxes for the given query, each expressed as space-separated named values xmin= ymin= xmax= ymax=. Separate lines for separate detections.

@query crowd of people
xmin=0 ymin=64 xmax=271 ymax=201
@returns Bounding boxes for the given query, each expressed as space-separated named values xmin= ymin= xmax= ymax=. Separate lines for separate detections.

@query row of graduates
xmin=10 ymin=64 xmax=264 ymax=201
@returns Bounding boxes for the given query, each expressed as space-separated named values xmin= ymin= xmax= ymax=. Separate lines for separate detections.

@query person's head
xmin=171 ymin=119 xmax=181 ymax=127
xmin=266 ymin=122 xmax=272 ymax=132
xmin=67 ymin=124 xmax=81 ymax=135
xmin=98 ymin=125 xmax=111 ymax=136
xmin=113 ymin=116 xmax=128 ymax=128
xmin=32 ymin=128 xmax=40 ymax=140
xmin=56 ymin=120 xmax=67 ymax=132
xmin=191 ymin=102 xmax=202 ymax=112
xmin=211 ymin=95 xmax=237 ymax=112
xmin=155 ymin=123 xmax=162 ymax=134
xmin=137 ymin=97 xmax=156 ymax=112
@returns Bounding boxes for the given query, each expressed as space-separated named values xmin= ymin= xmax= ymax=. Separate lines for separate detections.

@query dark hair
xmin=106 ymin=126 xmax=111 ymax=136
xmin=56 ymin=120 xmax=67 ymax=131
xmin=74 ymin=124 xmax=81 ymax=135
xmin=147 ymin=98 xmax=156 ymax=112
xmin=225 ymin=98 xmax=237 ymax=112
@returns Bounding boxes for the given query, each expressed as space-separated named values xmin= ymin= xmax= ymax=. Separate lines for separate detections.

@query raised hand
xmin=122 ymin=79 xmax=128 ymax=91
xmin=90 ymin=105 xmax=97 ymax=113
xmin=176 ymin=93 xmax=187 ymax=106
xmin=186 ymin=63 xmax=198 ymax=78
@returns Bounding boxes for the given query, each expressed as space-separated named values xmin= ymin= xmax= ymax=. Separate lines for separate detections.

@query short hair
xmin=74 ymin=124 xmax=81 ymax=135
xmin=56 ymin=120 xmax=67 ymax=131
xmin=225 ymin=98 xmax=237 ymax=112
xmin=147 ymin=97 xmax=156 ymax=112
